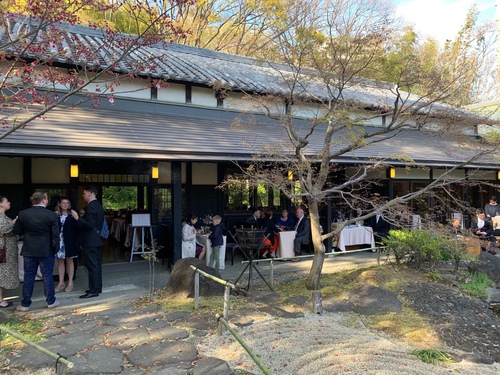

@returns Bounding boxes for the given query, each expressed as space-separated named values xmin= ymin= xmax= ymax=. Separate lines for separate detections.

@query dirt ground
xmin=397 ymin=266 xmax=500 ymax=358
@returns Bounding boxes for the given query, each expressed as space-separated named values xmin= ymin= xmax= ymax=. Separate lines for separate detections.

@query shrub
xmin=382 ymin=228 xmax=461 ymax=270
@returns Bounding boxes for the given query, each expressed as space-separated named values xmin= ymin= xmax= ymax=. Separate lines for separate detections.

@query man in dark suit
xmin=293 ymin=206 xmax=310 ymax=261
xmin=369 ymin=211 xmax=391 ymax=245
xmin=72 ymin=185 xmax=105 ymax=298
xmin=13 ymin=191 xmax=60 ymax=311
xmin=471 ymin=208 xmax=497 ymax=253
xmin=245 ymin=207 xmax=262 ymax=228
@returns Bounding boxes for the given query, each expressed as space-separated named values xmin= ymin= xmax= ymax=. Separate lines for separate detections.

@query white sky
xmin=394 ymin=0 xmax=497 ymax=44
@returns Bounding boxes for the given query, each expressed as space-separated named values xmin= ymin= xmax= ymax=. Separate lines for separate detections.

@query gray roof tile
xmin=0 ymin=99 xmax=496 ymax=168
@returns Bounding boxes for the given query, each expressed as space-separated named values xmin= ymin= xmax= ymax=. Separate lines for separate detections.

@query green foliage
xmin=424 ymin=270 xmax=442 ymax=281
xmin=411 ymin=349 xmax=453 ymax=365
xmin=0 ymin=316 xmax=45 ymax=353
xmin=382 ymin=229 xmax=460 ymax=270
xmin=460 ymin=272 xmax=495 ymax=299
xmin=102 ymin=186 xmax=137 ymax=210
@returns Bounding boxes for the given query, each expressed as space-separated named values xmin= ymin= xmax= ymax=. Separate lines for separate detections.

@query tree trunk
xmin=306 ymin=201 xmax=325 ymax=290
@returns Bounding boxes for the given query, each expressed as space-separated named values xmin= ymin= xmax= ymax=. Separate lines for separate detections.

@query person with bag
xmin=13 ymin=191 xmax=60 ymax=311
xmin=0 ymin=195 xmax=19 ymax=308
xmin=71 ymin=185 xmax=105 ymax=299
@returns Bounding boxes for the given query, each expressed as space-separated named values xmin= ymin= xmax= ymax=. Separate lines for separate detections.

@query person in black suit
xmin=71 ymin=185 xmax=105 ymax=299
xmin=369 ymin=212 xmax=391 ymax=245
xmin=13 ymin=191 xmax=60 ymax=311
xmin=471 ymin=208 xmax=497 ymax=253
xmin=245 ymin=207 xmax=262 ymax=228
xmin=293 ymin=206 xmax=310 ymax=261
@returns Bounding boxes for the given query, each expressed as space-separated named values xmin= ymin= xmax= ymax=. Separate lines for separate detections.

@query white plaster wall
xmin=83 ymin=73 xmax=150 ymax=99
xmin=192 ymin=86 xmax=217 ymax=107
xmin=192 ymin=163 xmax=217 ymax=185
xmin=467 ymin=170 xmax=496 ymax=181
xmin=393 ymin=167 xmax=430 ymax=180
xmin=433 ymin=168 xmax=466 ymax=179
xmin=158 ymin=162 xmax=186 ymax=184
xmin=0 ymin=157 xmax=23 ymax=184
xmin=32 ymin=158 xmax=70 ymax=184
xmin=157 ymin=82 xmax=185 ymax=103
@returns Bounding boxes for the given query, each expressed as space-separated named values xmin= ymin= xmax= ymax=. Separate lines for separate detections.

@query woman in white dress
xmin=181 ymin=213 xmax=198 ymax=258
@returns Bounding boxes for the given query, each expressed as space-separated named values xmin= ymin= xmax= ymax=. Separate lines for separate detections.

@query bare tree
xmin=221 ymin=0 xmax=499 ymax=294
xmin=0 ymin=0 xmax=191 ymax=140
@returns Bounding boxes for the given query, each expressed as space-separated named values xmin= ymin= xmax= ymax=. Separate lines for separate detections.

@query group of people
xmin=181 ymin=213 xmax=224 ymax=270
xmin=0 ymin=185 xmax=106 ymax=312
xmin=245 ymin=206 xmax=311 ymax=261
xmin=468 ymin=196 xmax=500 ymax=254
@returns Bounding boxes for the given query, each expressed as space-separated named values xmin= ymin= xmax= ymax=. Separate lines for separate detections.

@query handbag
xmin=0 ymin=235 xmax=6 ymax=264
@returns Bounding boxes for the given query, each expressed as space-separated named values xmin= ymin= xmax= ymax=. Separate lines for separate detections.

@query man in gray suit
xmin=13 ymin=191 xmax=60 ymax=311
xmin=72 ymin=185 xmax=105 ymax=299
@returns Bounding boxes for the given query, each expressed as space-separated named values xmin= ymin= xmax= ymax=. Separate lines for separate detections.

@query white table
xmin=197 ymin=235 xmax=227 ymax=270
xmin=337 ymin=226 xmax=375 ymax=251
xmin=278 ymin=231 xmax=296 ymax=258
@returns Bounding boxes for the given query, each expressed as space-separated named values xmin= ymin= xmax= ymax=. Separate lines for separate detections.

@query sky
xmin=394 ymin=0 xmax=497 ymax=44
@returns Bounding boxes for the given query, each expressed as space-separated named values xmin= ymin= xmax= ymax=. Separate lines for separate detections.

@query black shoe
xmin=85 ymin=289 xmax=102 ymax=294
xmin=79 ymin=293 xmax=99 ymax=299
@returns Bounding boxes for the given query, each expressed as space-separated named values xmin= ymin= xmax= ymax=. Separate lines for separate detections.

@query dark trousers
xmin=22 ymin=255 xmax=56 ymax=307
xmin=84 ymin=246 xmax=102 ymax=294
xmin=293 ymin=237 xmax=308 ymax=255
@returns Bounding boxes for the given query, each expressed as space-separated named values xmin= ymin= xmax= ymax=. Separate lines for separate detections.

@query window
xmin=102 ymin=186 xmax=138 ymax=210
xmin=225 ymin=180 xmax=250 ymax=211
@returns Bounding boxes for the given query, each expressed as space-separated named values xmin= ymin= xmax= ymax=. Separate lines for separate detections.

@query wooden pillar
xmin=172 ymin=161 xmax=182 ymax=263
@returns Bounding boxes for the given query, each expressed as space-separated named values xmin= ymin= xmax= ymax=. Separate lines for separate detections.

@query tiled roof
xmin=0 ymin=98 xmax=496 ymax=168
xmin=1 ymin=15 xmax=489 ymax=121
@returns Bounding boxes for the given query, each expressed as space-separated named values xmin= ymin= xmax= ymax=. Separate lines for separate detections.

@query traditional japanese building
xmin=1 ymin=18 xmax=498 ymax=263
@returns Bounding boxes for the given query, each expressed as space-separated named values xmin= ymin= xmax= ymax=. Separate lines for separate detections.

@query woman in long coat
xmin=181 ymin=213 xmax=198 ymax=258
xmin=0 ymin=195 xmax=19 ymax=308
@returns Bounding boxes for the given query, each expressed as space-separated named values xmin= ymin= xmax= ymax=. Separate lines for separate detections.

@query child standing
xmin=208 ymin=215 xmax=224 ymax=270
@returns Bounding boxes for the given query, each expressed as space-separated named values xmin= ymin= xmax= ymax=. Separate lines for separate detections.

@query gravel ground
xmin=198 ymin=312 xmax=500 ymax=374
xmin=198 ymin=264 xmax=500 ymax=374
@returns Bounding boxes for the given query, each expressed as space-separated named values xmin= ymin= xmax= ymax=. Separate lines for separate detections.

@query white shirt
xmin=477 ymin=218 xmax=485 ymax=229
xmin=294 ymin=217 xmax=303 ymax=232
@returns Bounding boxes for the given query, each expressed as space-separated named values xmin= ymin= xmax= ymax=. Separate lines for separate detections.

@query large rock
xmin=163 ymin=258 xmax=225 ymax=299
xmin=468 ymin=252 xmax=500 ymax=287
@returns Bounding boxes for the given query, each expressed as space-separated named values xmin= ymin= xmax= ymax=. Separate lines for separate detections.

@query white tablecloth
xmin=197 ymin=235 xmax=227 ymax=270
xmin=110 ymin=218 xmax=127 ymax=242
xmin=337 ymin=226 xmax=375 ymax=251
xmin=278 ymin=231 xmax=296 ymax=258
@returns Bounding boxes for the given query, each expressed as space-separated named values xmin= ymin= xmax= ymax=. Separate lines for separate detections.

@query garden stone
xmin=468 ymin=252 xmax=500 ymax=287
xmin=462 ymin=353 xmax=495 ymax=365
xmin=486 ymin=287 xmax=500 ymax=304
xmin=191 ymin=357 xmax=234 ymax=375
xmin=163 ymin=258 xmax=224 ymax=299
